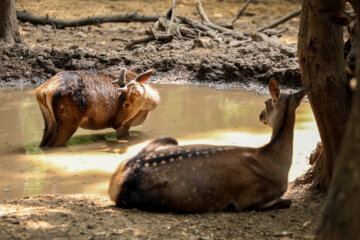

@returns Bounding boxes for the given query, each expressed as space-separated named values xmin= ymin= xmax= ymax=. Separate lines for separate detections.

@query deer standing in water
xmin=108 ymin=78 xmax=307 ymax=213
xmin=36 ymin=68 xmax=160 ymax=146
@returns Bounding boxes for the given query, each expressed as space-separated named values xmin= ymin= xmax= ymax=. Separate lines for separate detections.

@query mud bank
xmin=0 ymin=23 xmax=300 ymax=88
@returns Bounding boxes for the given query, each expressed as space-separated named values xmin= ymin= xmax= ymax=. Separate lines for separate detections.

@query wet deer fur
xmin=36 ymin=68 xmax=160 ymax=146
xmin=109 ymin=79 xmax=307 ymax=213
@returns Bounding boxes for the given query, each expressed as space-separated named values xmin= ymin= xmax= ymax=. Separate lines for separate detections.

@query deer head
xmin=113 ymin=69 xmax=160 ymax=132
xmin=260 ymin=78 xmax=307 ymax=138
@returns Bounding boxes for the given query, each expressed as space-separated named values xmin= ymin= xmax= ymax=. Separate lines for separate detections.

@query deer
xmin=108 ymin=78 xmax=307 ymax=213
xmin=35 ymin=68 xmax=160 ymax=147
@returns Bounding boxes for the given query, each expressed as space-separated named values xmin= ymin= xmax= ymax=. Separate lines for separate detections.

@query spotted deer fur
xmin=109 ymin=78 xmax=307 ymax=213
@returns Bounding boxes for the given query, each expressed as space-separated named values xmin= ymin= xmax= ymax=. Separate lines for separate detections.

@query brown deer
xmin=36 ymin=68 xmax=160 ymax=147
xmin=108 ymin=78 xmax=307 ymax=213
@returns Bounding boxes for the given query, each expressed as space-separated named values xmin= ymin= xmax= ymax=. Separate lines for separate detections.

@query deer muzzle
xmin=259 ymin=110 xmax=268 ymax=125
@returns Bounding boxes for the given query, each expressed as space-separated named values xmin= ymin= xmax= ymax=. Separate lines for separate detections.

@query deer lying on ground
xmin=36 ymin=68 xmax=160 ymax=147
xmin=108 ymin=78 xmax=307 ymax=213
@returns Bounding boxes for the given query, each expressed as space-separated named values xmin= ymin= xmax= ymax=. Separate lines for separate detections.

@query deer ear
xmin=135 ymin=69 xmax=154 ymax=84
xmin=318 ymin=9 xmax=353 ymax=26
xmin=130 ymin=87 xmax=144 ymax=98
xmin=269 ymin=77 xmax=280 ymax=102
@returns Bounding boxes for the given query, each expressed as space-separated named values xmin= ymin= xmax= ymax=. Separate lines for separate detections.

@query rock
xmin=74 ymin=32 xmax=88 ymax=38
xmin=273 ymin=231 xmax=292 ymax=237
xmin=68 ymin=58 xmax=96 ymax=70
xmin=193 ymin=37 xmax=214 ymax=49
xmin=251 ymin=32 xmax=283 ymax=46
xmin=39 ymin=24 xmax=54 ymax=33
xmin=309 ymin=142 xmax=323 ymax=165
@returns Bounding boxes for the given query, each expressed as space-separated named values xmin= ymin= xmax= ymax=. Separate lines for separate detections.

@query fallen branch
xmin=276 ymin=27 xmax=289 ymax=35
xmin=124 ymin=32 xmax=173 ymax=50
xmin=256 ymin=9 xmax=301 ymax=32
xmin=167 ymin=0 xmax=176 ymax=34
xmin=196 ymin=1 xmax=244 ymax=40
xmin=16 ymin=11 xmax=159 ymax=29
xmin=196 ymin=0 xmax=212 ymax=24
xmin=179 ymin=16 xmax=221 ymax=41
xmin=229 ymin=0 xmax=253 ymax=26
xmin=154 ymin=15 xmax=198 ymax=38
xmin=202 ymin=22 xmax=244 ymax=39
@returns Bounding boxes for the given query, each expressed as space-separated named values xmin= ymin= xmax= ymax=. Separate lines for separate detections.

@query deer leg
xmin=48 ymin=120 xmax=81 ymax=146
xmin=116 ymin=125 xmax=131 ymax=138
xmin=47 ymin=104 xmax=84 ymax=146
xmin=40 ymin=122 xmax=57 ymax=146
xmin=38 ymin=104 xmax=57 ymax=147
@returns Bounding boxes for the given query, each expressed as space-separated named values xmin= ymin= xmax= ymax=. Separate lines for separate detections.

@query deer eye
xmin=124 ymin=102 xmax=131 ymax=109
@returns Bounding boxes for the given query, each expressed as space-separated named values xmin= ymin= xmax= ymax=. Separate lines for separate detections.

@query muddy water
xmin=0 ymin=84 xmax=319 ymax=200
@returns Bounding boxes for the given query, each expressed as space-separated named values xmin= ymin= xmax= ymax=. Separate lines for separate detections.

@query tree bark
xmin=298 ymin=0 xmax=351 ymax=190
xmin=0 ymin=0 xmax=21 ymax=43
xmin=316 ymin=2 xmax=360 ymax=237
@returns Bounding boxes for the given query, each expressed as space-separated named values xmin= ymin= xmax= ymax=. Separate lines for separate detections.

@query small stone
xmin=87 ymin=224 xmax=95 ymax=229
xmin=193 ymin=37 xmax=213 ymax=49
xmin=273 ymin=231 xmax=291 ymax=237
xmin=74 ymin=32 xmax=87 ymax=38
xmin=303 ymin=220 xmax=311 ymax=227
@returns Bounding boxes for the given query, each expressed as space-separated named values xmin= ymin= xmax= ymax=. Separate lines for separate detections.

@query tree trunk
xmin=0 ymin=0 xmax=22 ymax=43
xmin=316 ymin=2 xmax=360 ymax=237
xmin=298 ymin=0 xmax=351 ymax=190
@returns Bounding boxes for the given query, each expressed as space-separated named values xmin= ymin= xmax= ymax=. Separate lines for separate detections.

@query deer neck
xmin=263 ymin=98 xmax=296 ymax=169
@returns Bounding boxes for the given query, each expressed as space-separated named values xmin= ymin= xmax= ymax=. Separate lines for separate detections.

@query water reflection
xmin=0 ymin=84 xmax=320 ymax=200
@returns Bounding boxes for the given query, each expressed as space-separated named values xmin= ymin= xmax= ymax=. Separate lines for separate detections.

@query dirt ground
xmin=0 ymin=0 xmax=327 ymax=239
xmin=0 ymin=183 xmax=324 ymax=240
xmin=1 ymin=0 xmax=302 ymax=88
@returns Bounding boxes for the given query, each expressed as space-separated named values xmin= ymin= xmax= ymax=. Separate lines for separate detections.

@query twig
xmin=149 ymin=27 xmax=158 ymax=40
xmin=197 ymin=0 xmax=231 ymax=29
xmin=230 ymin=0 xmax=253 ymax=26
xmin=155 ymin=14 xmax=197 ymax=38
xmin=196 ymin=0 xmax=211 ymax=23
xmin=167 ymin=0 xmax=176 ymax=34
xmin=111 ymin=37 xmax=128 ymax=42
xmin=16 ymin=10 xmax=159 ymax=29
xmin=195 ymin=1 xmax=245 ymax=40
xmin=125 ymin=33 xmax=173 ymax=50
xmin=179 ymin=16 xmax=220 ymax=41
xmin=256 ymin=9 xmax=301 ymax=32
xmin=176 ymin=24 xmax=182 ymax=37
xmin=277 ymin=27 xmax=289 ymax=35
